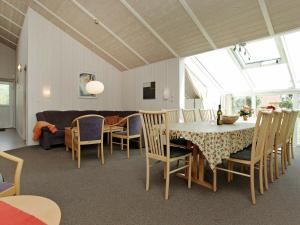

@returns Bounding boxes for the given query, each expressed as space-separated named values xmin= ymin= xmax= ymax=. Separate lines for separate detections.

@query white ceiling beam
xmin=258 ymin=0 xmax=296 ymax=89
xmin=0 ymin=25 xmax=19 ymax=38
xmin=120 ymin=0 xmax=178 ymax=58
xmin=0 ymin=14 xmax=22 ymax=29
xmin=1 ymin=0 xmax=26 ymax=16
xmin=72 ymin=0 xmax=149 ymax=65
xmin=0 ymin=34 xmax=17 ymax=45
xmin=32 ymin=0 xmax=129 ymax=70
xmin=178 ymin=0 xmax=217 ymax=50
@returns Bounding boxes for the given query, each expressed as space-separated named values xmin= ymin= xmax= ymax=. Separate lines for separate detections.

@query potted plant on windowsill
xmin=240 ymin=105 xmax=251 ymax=121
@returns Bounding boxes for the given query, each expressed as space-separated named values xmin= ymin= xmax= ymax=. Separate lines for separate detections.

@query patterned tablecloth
xmin=169 ymin=121 xmax=255 ymax=169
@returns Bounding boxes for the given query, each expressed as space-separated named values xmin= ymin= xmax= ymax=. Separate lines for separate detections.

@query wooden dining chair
xmin=263 ymin=111 xmax=282 ymax=190
xmin=140 ymin=110 xmax=192 ymax=200
xmin=199 ymin=109 xmax=212 ymax=121
xmin=285 ymin=110 xmax=298 ymax=165
xmin=110 ymin=113 xmax=142 ymax=159
xmin=71 ymin=114 xmax=105 ymax=168
xmin=0 ymin=152 xmax=24 ymax=197
xmin=216 ymin=111 xmax=272 ymax=204
xmin=182 ymin=109 xmax=197 ymax=122
xmin=164 ymin=109 xmax=180 ymax=123
xmin=274 ymin=110 xmax=291 ymax=178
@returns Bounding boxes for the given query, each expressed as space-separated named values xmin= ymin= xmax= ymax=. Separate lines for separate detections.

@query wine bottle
xmin=217 ymin=104 xmax=223 ymax=125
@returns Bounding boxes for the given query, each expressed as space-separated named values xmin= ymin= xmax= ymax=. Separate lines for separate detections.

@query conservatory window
xmin=282 ymin=31 xmax=300 ymax=83
xmin=246 ymin=64 xmax=292 ymax=91
xmin=195 ymin=49 xmax=251 ymax=93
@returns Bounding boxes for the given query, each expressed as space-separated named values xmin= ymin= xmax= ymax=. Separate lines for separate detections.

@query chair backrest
xmin=0 ymin=152 xmax=23 ymax=196
xmin=164 ymin=109 xmax=180 ymax=123
xmin=277 ymin=110 xmax=291 ymax=145
xmin=182 ymin=109 xmax=196 ymax=122
xmin=199 ymin=109 xmax=211 ymax=121
xmin=286 ymin=110 xmax=298 ymax=140
xmin=251 ymin=111 xmax=272 ymax=161
xmin=72 ymin=114 xmax=104 ymax=142
xmin=140 ymin=111 xmax=170 ymax=159
xmin=127 ymin=113 xmax=142 ymax=136
xmin=265 ymin=111 xmax=282 ymax=154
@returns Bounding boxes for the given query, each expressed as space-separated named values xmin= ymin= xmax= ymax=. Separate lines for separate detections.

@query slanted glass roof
xmin=282 ymin=31 xmax=300 ymax=83
xmin=185 ymin=29 xmax=300 ymax=96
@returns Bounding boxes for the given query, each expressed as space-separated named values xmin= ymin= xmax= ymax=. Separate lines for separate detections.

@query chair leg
xmin=97 ymin=144 xmax=100 ymax=159
xmin=264 ymin=155 xmax=268 ymax=190
xmin=77 ymin=145 xmax=81 ymax=169
xmin=121 ymin=138 xmax=124 ymax=150
xmin=227 ymin=161 xmax=231 ymax=183
xmin=146 ymin=156 xmax=150 ymax=191
xmin=274 ymin=145 xmax=279 ymax=179
xmin=110 ymin=133 xmax=113 ymax=155
xmin=250 ymin=164 xmax=256 ymax=204
xmin=72 ymin=144 xmax=75 ymax=161
xmin=188 ymin=155 xmax=192 ymax=189
xmin=287 ymin=142 xmax=291 ymax=166
xmin=270 ymin=152 xmax=274 ymax=183
xmin=281 ymin=146 xmax=286 ymax=175
xmin=101 ymin=142 xmax=104 ymax=165
xmin=165 ymin=161 xmax=170 ymax=200
xmin=291 ymin=138 xmax=294 ymax=159
xmin=259 ymin=160 xmax=264 ymax=194
xmin=213 ymin=168 xmax=217 ymax=192
xmin=127 ymin=139 xmax=130 ymax=159
xmin=139 ymin=137 xmax=142 ymax=155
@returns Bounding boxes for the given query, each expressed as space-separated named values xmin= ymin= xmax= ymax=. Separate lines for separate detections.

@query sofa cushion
xmin=0 ymin=182 xmax=13 ymax=192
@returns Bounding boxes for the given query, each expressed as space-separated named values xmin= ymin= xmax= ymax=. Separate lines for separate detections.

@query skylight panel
xmin=246 ymin=64 xmax=291 ymax=91
xmin=233 ymin=38 xmax=281 ymax=67
xmin=282 ymin=31 xmax=300 ymax=82
xmin=195 ymin=49 xmax=251 ymax=93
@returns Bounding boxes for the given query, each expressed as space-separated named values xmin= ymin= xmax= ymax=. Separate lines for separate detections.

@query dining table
xmin=0 ymin=195 xmax=61 ymax=225
xmin=169 ymin=120 xmax=255 ymax=191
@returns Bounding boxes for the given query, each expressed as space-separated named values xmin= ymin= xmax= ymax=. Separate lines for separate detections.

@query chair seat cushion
xmin=164 ymin=146 xmax=191 ymax=158
xmin=112 ymin=131 xmax=127 ymax=136
xmin=230 ymin=145 xmax=252 ymax=160
xmin=170 ymin=138 xmax=188 ymax=146
xmin=0 ymin=182 xmax=13 ymax=192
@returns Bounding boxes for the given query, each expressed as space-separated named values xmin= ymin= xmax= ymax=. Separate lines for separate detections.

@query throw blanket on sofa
xmin=33 ymin=121 xmax=58 ymax=141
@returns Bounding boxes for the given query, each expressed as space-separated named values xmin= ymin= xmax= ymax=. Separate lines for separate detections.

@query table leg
xmin=177 ymin=143 xmax=214 ymax=191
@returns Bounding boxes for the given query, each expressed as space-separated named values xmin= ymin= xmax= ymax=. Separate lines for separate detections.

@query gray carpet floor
xmin=1 ymin=145 xmax=300 ymax=225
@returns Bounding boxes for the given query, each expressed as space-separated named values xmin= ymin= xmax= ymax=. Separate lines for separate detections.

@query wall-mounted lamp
xmin=42 ymin=86 xmax=51 ymax=98
xmin=17 ymin=64 xmax=27 ymax=72
xmin=163 ymin=88 xmax=170 ymax=100
xmin=86 ymin=80 xmax=104 ymax=95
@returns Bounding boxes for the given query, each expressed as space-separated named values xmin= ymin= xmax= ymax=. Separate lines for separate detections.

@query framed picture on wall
xmin=143 ymin=81 xmax=156 ymax=100
xmin=79 ymin=73 xmax=96 ymax=98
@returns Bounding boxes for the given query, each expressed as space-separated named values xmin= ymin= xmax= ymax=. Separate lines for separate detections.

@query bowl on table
xmin=222 ymin=115 xmax=239 ymax=124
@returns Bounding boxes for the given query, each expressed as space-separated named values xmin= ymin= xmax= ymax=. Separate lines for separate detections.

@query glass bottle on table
xmin=217 ymin=104 xmax=223 ymax=125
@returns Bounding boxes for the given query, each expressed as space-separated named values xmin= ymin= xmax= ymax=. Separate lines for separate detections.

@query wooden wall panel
xmin=0 ymin=16 xmax=21 ymax=36
xmin=38 ymin=0 xmax=145 ymax=69
xmin=0 ymin=1 xmax=25 ymax=26
xmin=186 ymin=0 xmax=268 ymax=48
xmin=265 ymin=0 xmax=300 ymax=33
xmin=77 ymin=0 xmax=174 ymax=63
xmin=126 ymin=0 xmax=212 ymax=56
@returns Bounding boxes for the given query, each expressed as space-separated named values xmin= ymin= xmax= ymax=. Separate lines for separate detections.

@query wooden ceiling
xmin=1 ymin=0 xmax=300 ymax=71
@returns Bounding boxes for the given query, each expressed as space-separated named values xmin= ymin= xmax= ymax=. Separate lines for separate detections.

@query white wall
xmin=0 ymin=42 xmax=15 ymax=80
xmin=16 ymin=13 xmax=28 ymax=140
xmin=122 ymin=58 xmax=180 ymax=111
xmin=25 ymin=9 xmax=123 ymax=145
